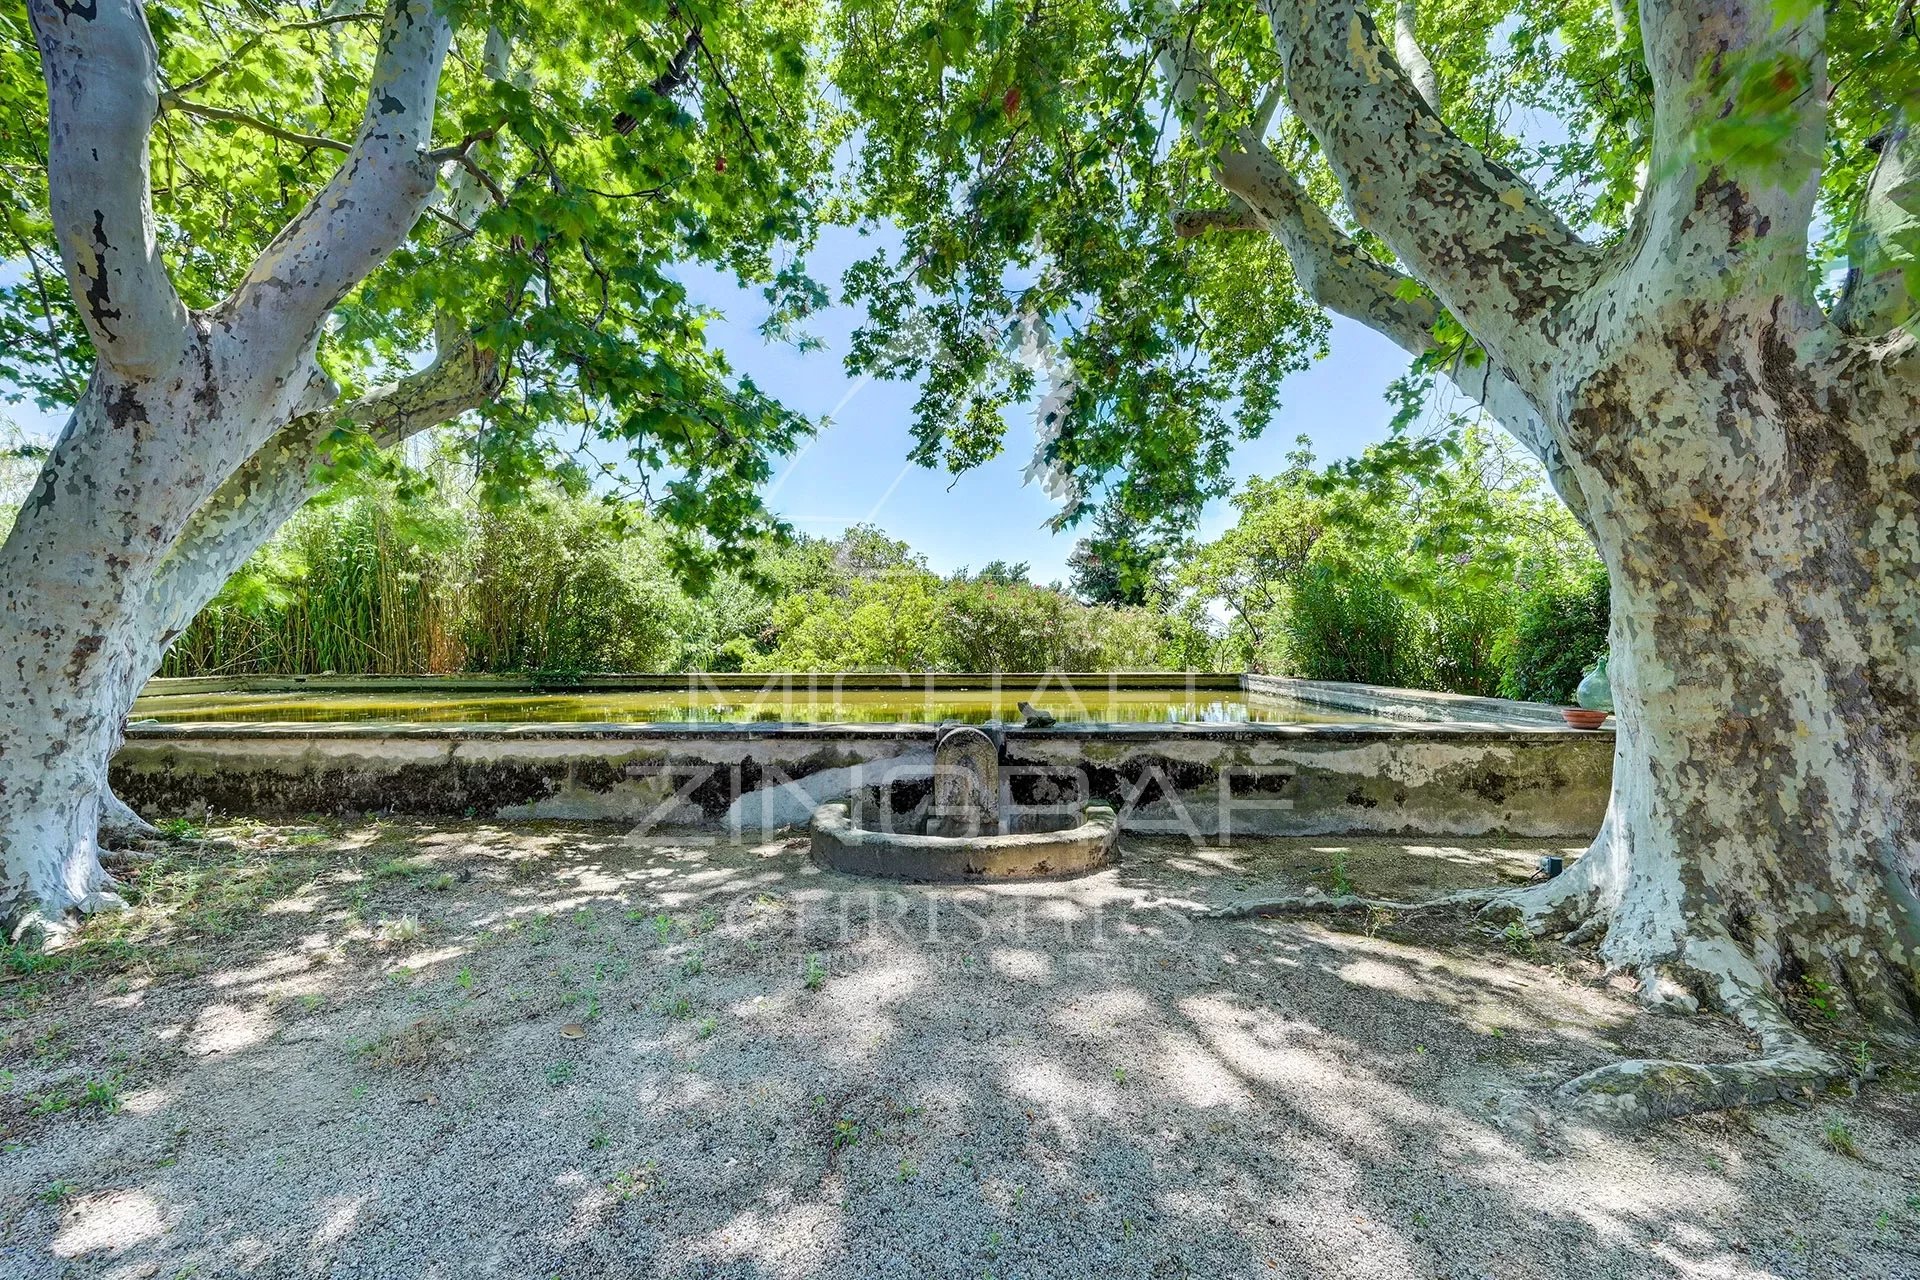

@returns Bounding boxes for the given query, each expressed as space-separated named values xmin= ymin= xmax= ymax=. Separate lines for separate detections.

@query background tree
xmin=834 ymin=0 xmax=1920 ymax=1117
xmin=1066 ymin=490 xmax=1183 ymax=606
xmin=0 ymin=0 xmax=830 ymax=930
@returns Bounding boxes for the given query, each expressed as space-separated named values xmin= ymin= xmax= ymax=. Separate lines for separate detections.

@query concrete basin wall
xmin=113 ymin=703 xmax=1614 ymax=840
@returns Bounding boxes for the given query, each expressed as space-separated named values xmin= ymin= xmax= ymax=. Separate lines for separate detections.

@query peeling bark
xmin=1190 ymin=2 xmax=1920 ymax=1118
xmin=0 ymin=0 xmax=474 ymax=931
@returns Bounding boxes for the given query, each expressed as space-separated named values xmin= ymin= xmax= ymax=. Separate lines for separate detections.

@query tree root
xmin=1552 ymin=938 xmax=1849 ymax=1125
xmin=1203 ymin=833 xmax=1863 ymax=1128
xmin=99 ymin=787 xmax=160 ymax=845
xmin=1199 ymin=887 xmax=1497 ymax=920
xmin=1552 ymin=1042 xmax=1843 ymax=1126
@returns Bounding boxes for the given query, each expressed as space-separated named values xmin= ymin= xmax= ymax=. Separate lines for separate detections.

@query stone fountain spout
xmin=925 ymin=724 xmax=999 ymax=837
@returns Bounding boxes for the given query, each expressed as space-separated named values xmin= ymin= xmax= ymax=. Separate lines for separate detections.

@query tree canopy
xmin=0 ymin=0 xmax=841 ymax=576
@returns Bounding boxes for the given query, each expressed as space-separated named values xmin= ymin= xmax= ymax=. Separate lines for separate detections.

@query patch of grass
xmin=697 ymin=1017 xmax=717 ymax=1040
xmin=371 ymin=857 xmax=426 ymax=881
xmin=651 ymin=914 xmax=675 ymax=944
xmin=455 ymin=968 xmax=474 ymax=991
xmin=661 ymin=993 xmax=691 ymax=1020
xmin=546 ymin=1061 xmax=577 ymax=1087
xmin=156 ymin=816 xmax=205 ymax=841
xmin=26 ymin=1077 xmax=121 ymax=1117
xmin=897 ymin=1158 xmax=917 ymax=1182
xmin=804 ymin=954 xmax=827 ymax=991
xmin=357 ymin=1018 xmax=451 ymax=1070
xmin=1824 ymin=1119 xmax=1860 ymax=1159
xmin=681 ymin=952 xmax=705 ymax=977
xmin=1111 ymin=1066 xmax=1128 ymax=1085
xmin=40 ymin=1180 xmax=77 ymax=1205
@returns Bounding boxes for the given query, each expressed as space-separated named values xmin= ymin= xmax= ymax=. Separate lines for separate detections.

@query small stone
xmin=560 ymin=1023 xmax=587 ymax=1039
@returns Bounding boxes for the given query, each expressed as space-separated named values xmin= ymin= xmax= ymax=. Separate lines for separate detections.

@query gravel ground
xmin=2 ymin=819 xmax=1916 ymax=1279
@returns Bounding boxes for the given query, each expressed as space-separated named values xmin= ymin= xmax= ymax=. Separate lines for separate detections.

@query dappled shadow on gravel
xmin=3 ymin=820 xmax=1917 ymax=1279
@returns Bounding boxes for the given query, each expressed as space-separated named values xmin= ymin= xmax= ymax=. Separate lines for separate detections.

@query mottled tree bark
xmin=1172 ymin=0 xmax=1920 ymax=1117
xmin=0 ymin=0 xmax=473 ymax=935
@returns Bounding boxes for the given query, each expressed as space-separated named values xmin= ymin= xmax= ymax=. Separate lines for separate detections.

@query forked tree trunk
xmin=2 ymin=0 xmax=460 ymax=936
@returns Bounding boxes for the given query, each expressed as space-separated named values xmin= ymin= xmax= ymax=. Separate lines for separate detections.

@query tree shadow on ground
xmin=2 ymin=820 xmax=1916 ymax=1279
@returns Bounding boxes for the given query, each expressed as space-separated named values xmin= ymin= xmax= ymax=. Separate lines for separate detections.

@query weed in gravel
xmin=1500 ymin=921 xmax=1540 ymax=959
xmin=804 ymin=954 xmax=826 ymax=991
xmin=832 ymin=1117 xmax=861 ymax=1149
xmin=681 ymin=952 xmax=705 ymax=977
xmin=40 ymin=1180 xmax=77 ymax=1204
xmin=358 ymin=1018 xmax=452 ymax=1070
xmin=609 ymin=1161 xmax=660 ymax=1199
xmin=1825 ymin=1120 xmax=1860 ymax=1158
xmin=651 ymin=914 xmax=675 ymax=944
xmin=28 ymin=1077 xmax=121 ymax=1117
xmin=381 ymin=915 xmax=423 ymax=944
xmin=1329 ymin=852 xmax=1354 ymax=897
xmin=546 ymin=1061 xmax=577 ymax=1086
xmin=697 ymin=1017 xmax=717 ymax=1039
xmin=898 ymin=1158 xmax=917 ymax=1182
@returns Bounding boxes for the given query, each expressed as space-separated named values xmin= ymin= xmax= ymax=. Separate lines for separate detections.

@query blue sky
xmin=676 ymin=225 xmax=1417 ymax=584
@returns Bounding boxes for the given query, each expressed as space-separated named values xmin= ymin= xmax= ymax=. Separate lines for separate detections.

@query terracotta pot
xmin=1561 ymin=708 xmax=1609 ymax=729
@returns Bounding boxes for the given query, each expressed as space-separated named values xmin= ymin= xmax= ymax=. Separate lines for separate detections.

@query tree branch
xmin=149 ymin=326 xmax=503 ymax=636
xmin=165 ymin=10 xmax=382 ymax=99
xmin=1171 ymin=204 xmax=1264 ymax=236
xmin=158 ymin=95 xmax=352 ymax=154
xmin=1393 ymin=0 xmax=1439 ymax=112
xmin=226 ymin=0 xmax=454 ymax=347
xmin=1833 ymin=114 xmax=1918 ymax=337
xmin=28 ymin=0 xmax=188 ymax=377
xmin=1209 ymin=147 xmax=1593 ymax=533
xmin=1635 ymin=0 xmax=1826 ymax=303
xmin=1260 ymin=0 xmax=1596 ymax=385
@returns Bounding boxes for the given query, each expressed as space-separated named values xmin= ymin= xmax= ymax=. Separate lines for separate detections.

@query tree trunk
xmin=1488 ymin=320 xmax=1920 ymax=1117
xmin=0 ymin=374 xmax=190 ymax=930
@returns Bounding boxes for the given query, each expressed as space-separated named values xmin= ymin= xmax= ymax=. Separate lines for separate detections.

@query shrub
xmin=1421 ymin=583 xmax=1515 ymax=697
xmin=1498 ymin=564 xmax=1611 ymax=704
xmin=1281 ymin=566 xmax=1419 ymax=686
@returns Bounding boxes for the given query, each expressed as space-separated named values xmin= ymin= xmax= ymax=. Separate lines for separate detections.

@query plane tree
xmin=0 ymin=0 xmax=829 ymax=929
xmin=831 ymin=0 xmax=1920 ymax=1118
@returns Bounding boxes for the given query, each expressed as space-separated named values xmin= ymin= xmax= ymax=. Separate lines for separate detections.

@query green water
xmin=129 ymin=687 xmax=1376 ymax=726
